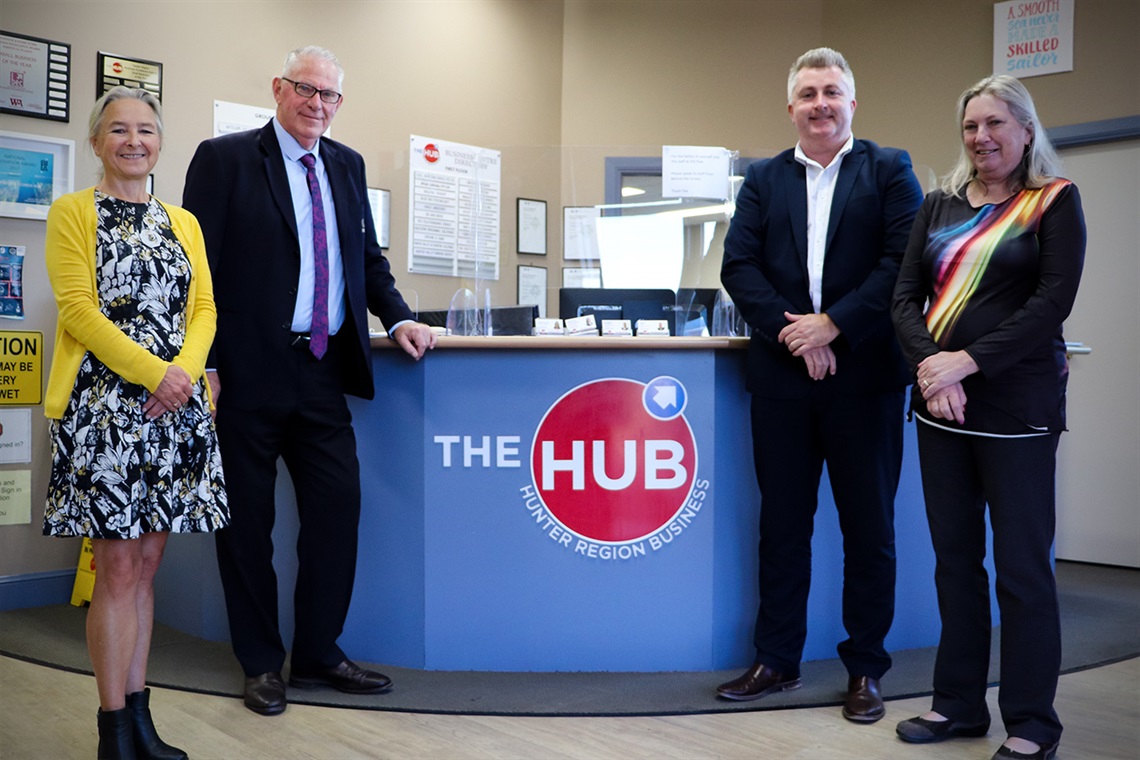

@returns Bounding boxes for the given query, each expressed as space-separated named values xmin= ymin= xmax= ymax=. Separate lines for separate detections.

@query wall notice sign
xmin=0 ymin=408 xmax=31 ymax=463
xmin=993 ymin=0 xmax=1074 ymax=78
xmin=0 ymin=245 xmax=26 ymax=319
xmin=408 ymin=135 xmax=501 ymax=279
xmin=0 ymin=469 xmax=31 ymax=526
xmin=0 ymin=331 xmax=42 ymax=404
xmin=662 ymin=145 xmax=732 ymax=200
xmin=212 ymin=100 xmax=275 ymax=138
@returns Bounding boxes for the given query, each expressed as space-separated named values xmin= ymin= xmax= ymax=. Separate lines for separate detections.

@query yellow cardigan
xmin=44 ymin=187 xmax=217 ymax=419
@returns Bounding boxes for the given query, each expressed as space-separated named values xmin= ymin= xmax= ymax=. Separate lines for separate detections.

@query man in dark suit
xmin=182 ymin=46 xmax=436 ymax=716
xmin=717 ymin=47 xmax=923 ymax=723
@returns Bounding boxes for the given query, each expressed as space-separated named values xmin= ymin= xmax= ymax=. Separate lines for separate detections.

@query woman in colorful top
xmin=891 ymin=75 xmax=1085 ymax=760
xmin=43 ymin=87 xmax=227 ymax=760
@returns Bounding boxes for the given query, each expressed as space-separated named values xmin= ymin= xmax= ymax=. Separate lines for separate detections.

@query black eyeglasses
xmin=281 ymin=77 xmax=342 ymax=104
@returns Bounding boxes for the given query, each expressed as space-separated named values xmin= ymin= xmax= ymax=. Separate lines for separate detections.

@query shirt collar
xmin=272 ymin=117 xmax=321 ymax=164
xmin=794 ymin=134 xmax=855 ymax=170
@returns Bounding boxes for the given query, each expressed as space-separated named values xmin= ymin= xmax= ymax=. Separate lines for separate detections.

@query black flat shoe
xmin=992 ymin=742 xmax=1058 ymax=759
xmin=896 ymin=714 xmax=990 ymax=744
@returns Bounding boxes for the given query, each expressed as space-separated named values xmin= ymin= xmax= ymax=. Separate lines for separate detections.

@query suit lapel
xmin=321 ymin=141 xmax=360 ymax=253
xmin=258 ymin=122 xmax=300 ymax=246
xmin=826 ymin=140 xmax=865 ymax=253
xmin=783 ymin=154 xmax=809 ymax=280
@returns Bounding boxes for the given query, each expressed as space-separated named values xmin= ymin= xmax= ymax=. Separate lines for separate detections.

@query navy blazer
xmin=183 ymin=122 xmax=414 ymax=402
xmin=721 ymin=139 xmax=923 ymax=399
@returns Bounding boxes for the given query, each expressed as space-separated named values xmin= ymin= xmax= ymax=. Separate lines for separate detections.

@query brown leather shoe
xmin=243 ymin=671 xmax=286 ymax=716
xmin=289 ymin=659 xmax=393 ymax=694
xmin=842 ymin=675 xmax=885 ymax=723
xmin=716 ymin=662 xmax=802 ymax=701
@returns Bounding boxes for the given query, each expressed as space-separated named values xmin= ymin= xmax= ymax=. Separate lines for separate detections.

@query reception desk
xmin=156 ymin=336 xmax=955 ymax=672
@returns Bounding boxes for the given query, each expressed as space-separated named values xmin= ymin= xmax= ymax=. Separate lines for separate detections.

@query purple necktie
xmin=300 ymin=153 xmax=329 ymax=359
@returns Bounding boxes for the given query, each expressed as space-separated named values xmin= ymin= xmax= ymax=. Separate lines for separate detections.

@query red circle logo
xmin=111 ymin=61 xmax=123 ymax=74
xmin=423 ymin=143 xmax=440 ymax=163
xmin=531 ymin=378 xmax=696 ymax=543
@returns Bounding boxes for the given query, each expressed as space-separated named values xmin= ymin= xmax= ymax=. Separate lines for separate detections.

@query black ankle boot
xmin=125 ymin=689 xmax=188 ymax=760
xmin=97 ymin=707 xmax=137 ymax=760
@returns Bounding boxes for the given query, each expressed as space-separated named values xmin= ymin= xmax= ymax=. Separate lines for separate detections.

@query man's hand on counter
xmin=392 ymin=322 xmax=438 ymax=360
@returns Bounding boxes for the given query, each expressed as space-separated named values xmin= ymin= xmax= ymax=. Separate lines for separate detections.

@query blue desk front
xmin=157 ymin=336 xmax=952 ymax=672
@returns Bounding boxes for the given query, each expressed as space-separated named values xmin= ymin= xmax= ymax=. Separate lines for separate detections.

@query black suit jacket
xmin=182 ymin=121 xmax=413 ymax=402
xmin=721 ymin=139 xmax=923 ymax=399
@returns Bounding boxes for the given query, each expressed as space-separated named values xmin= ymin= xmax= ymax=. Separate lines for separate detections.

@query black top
xmin=891 ymin=180 xmax=1086 ymax=434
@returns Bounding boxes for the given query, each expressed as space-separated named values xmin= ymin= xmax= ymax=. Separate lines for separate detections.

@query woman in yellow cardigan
xmin=43 ymin=87 xmax=227 ymax=760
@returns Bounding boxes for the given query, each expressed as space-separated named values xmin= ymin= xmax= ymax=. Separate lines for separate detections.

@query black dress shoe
xmin=716 ymin=662 xmax=801 ymax=701
xmin=896 ymin=714 xmax=990 ymax=743
xmin=992 ymin=742 xmax=1058 ymax=759
xmin=288 ymin=659 xmax=393 ymax=694
xmin=842 ymin=676 xmax=884 ymax=723
xmin=243 ymin=672 xmax=286 ymax=716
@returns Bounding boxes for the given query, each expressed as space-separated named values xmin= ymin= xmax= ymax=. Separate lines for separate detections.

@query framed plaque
xmin=0 ymin=31 xmax=71 ymax=122
xmin=562 ymin=205 xmax=600 ymax=261
xmin=517 ymin=197 xmax=547 ymax=255
xmin=367 ymin=188 xmax=391 ymax=249
xmin=562 ymin=266 xmax=601 ymax=288
xmin=0 ymin=130 xmax=75 ymax=220
xmin=97 ymin=51 xmax=162 ymax=100
xmin=517 ymin=264 xmax=547 ymax=318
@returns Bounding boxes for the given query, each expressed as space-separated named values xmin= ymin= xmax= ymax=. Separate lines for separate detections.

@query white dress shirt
xmin=794 ymin=134 xmax=854 ymax=314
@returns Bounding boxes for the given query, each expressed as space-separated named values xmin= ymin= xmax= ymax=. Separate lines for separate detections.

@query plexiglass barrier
xmin=369 ymin=143 xmax=935 ymax=338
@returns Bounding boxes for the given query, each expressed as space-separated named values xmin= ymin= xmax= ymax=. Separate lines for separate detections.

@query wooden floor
xmin=1 ymin=655 xmax=1136 ymax=759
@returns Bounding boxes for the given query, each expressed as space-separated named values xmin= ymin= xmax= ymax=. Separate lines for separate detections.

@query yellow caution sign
xmin=0 ymin=331 xmax=43 ymax=406
xmin=70 ymin=537 xmax=96 ymax=607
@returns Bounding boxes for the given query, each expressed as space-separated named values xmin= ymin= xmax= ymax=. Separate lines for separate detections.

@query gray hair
xmin=941 ymin=74 xmax=1061 ymax=197
xmin=283 ymin=45 xmax=345 ymax=89
xmin=787 ymin=47 xmax=855 ymax=103
xmin=88 ymin=86 xmax=164 ymax=145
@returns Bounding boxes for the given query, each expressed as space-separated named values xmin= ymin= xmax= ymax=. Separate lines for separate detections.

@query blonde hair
xmin=787 ymin=47 xmax=855 ymax=103
xmin=941 ymin=74 xmax=1061 ymax=197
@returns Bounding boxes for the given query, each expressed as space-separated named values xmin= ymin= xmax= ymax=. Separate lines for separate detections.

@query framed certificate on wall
xmin=517 ymin=197 xmax=547 ymax=255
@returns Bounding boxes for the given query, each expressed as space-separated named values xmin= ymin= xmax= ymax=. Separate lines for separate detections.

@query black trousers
xmin=917 ymin=422 xmax=1063 ymax=746
xmin=214 ymin=334 xmax=362 ymax=677
xmin=749 ymin=388 xmax=903 ymax=679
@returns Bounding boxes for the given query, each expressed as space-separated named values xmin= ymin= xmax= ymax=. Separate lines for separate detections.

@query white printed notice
xmin=993 ymin=0 xmax=1073 ymax=79
xmin=212 ymin=100 xmax=276 ymax=138
xmin=662 ymin=146 xmax=732 ymax=200
xmin=0 ymin=408 xmax=31 ymax=463
xmin=408 ymin=135 xmax=501 ymax=279
xmin=0 ymin=469 xmax=30 ymax=525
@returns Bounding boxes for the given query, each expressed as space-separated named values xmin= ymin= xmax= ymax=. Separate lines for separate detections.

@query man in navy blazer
xmin=718 ymin=48 xmax=922 ymax=722
xmin=183 ymin=46 xmax=435 ymax=716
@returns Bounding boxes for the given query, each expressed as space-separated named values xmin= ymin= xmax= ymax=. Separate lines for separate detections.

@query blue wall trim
xmin=0 ymin=570 xmax=74 ymax=611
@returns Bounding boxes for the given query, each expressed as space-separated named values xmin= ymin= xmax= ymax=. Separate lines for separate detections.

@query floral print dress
xmin=43 ymin=192 xmax=228 ymax=539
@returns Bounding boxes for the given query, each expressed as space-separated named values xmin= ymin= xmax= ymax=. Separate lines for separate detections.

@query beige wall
xmin=0 ymin=0 xmax=568 ymax=578
xmin=826 ymin=0 xmax=1140 ymax=183
xmin=1 ymin=0 xmax=1136 ymax=581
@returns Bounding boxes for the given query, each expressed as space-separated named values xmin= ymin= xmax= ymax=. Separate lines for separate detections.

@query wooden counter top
xmin=369 ymin=334 xmax=750 ymax=350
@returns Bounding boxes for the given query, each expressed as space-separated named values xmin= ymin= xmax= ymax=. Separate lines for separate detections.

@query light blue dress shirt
xmin=273 ymin=118 xmax=347 ymax=336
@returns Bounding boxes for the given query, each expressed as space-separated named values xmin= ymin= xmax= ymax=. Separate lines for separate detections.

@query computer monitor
xmin=558 ymin=288 xmax=677 ymax=334
xmin=415 ymin=304 xmax=539 ymax=336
